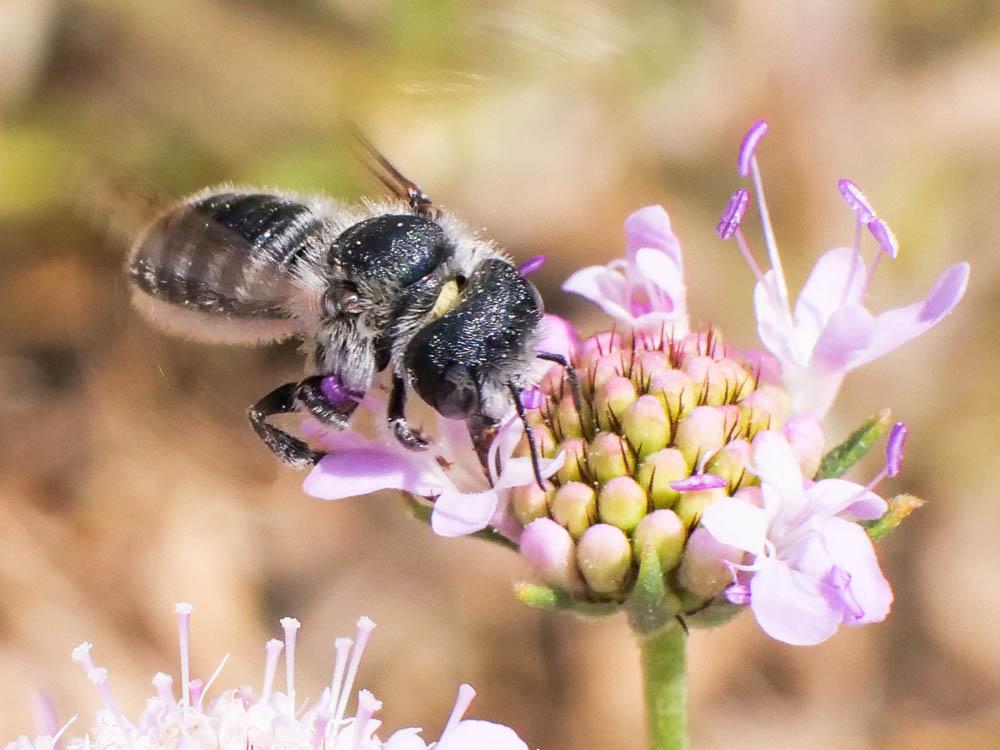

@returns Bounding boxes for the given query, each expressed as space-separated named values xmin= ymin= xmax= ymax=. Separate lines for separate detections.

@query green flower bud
xmin=589 ymin=431 xmax=634 ymax=483
xmin=675 ymin=486 xmax=726 ymax=528
xmin=595 ymin=375 xmax=638 ymax=431
xmin=705 ymin=439 xmax=751 ymax=492
xmin=517 ymin=424 xmax=558 ymax=459
xmin=684 ymin=355 xmax=729 ymax=406
xmin=551 ymin=482 xmax=597 ymax=539
xmin=590 ymin=353 xmax=626 ymax=393
xmin=511 ymin=481 xmax=552 ymax=525
xmin=648 ymin=370 xmax=696 ymax=419
xmin=633 ymin=509 xmax=685 ymax=572
xmin=635 ymin=448 xmax=688 ymax=509
xmin=633 ymin=350 xmax=672 ymax=386
xmin=678 ymin=527 xmax=745 ymax=599
xmin=621 ymin=395 xmax=671 ymax=459
xmin=598 ymin=476 xmax=648 ymax=533
xmin=717 ymin=358 xmax=754 ymax=402
xmin=555 ymin=437 xmax=587 ymax=483
xmin=673 ymin=405 xmax=726 ymax=467
xmin=555 ymin=393 xmax=584 ymax=439
xmin=577 ymin=523 xmax=633 ymax=596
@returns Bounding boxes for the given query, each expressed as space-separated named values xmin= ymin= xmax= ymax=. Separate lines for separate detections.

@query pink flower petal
xmin=562 ymin=266 xmax=634 ymax=323
xmin=431 ymin=489 xmax=500 ymax=537
xmin=623 ymin=205 xmax=683 ymax=268
xmin=383 ymin=729 xmax=429 ymax=750
xmin=753 ymin=272 xmax=797 ymax=364
xmin=751 ymin=431 xmax=805 ymax=513
xmin=304 ymin=448 xmax=440 ymax=500
xmin=536 ymin=314 xmax=580 ymax=362
xmin=750 ymin=561 xmax=842 ymax=645
xmin=852 ymin=262 xmax=970 ymax=368
xmin=634 ymin=247 xmax=685 ymax=309
xmin=436 ymin=720 xmax=529 ymax=750
xmin=809 ymin=304 xmax=875 ymax=372
xmin=820 ymin=518 xmax=893 ymax=626
xmin=700 ymin=498 xmax=769 ymax=555
xmin=807 ymin=478 xmax=886 ymax=520
xmin=495 ymin=452 xmax=565 ymax=490
xmin=793 ymin=246 xmax=867 ymax=349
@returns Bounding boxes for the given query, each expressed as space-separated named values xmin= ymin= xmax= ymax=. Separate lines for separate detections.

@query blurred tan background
xmin=1 ymin=1 xmax=998 ymax=747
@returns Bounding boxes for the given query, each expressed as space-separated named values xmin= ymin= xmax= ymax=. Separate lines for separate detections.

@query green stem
xmin=639 ymin=622 xmax=688 ymax=750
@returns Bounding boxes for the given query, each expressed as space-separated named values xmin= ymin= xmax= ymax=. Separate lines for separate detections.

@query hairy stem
xmin=639 ymin=622 xmax=687 ymax=750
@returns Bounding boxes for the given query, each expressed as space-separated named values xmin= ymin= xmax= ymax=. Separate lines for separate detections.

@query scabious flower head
xmin=299 ymin=121 xmax=964 ymax=647
xmin=6 ymin=606 xmax=531 ymax=750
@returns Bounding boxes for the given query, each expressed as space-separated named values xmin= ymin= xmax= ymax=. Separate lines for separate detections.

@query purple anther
xmin=520 ymin=387 xmax=543 ymax=410
xmin=737 ymin=120 xmax=769 ymax=177
xmin=669 ymin=473 xmax=727 ymax=492
xmin=886 ymin=422 xmax=908 ymax=478
xmin=716 ymin=188 xmax=750 ymax=240
xmin=321 ymin=375 xmax=359 ymax=411
xmin=837 ymin=179 xmax=876 ymax=223
xmin=518 ymin=255 xmax=546 ymax=275
xmin=825 ymin=566 xmax=864 ymax=620
xmin=724 ymin=582 xmax=752 ymax=607
xmin=867 ymin=218 xmax=899 ymax=259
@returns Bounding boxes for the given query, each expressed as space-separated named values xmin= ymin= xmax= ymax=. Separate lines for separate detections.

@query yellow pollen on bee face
xmin=432 ymin=279 xmax=461 ymax=317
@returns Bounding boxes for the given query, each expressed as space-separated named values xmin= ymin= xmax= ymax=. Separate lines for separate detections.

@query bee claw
xmin=391 ymin=419 xmax=429 ymax=451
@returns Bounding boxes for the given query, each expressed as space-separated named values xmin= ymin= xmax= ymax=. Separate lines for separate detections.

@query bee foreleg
xmin=248 ymin=382 xmax=323 ymax=468
xmin=537 ymin=351 xmax=583 ymax=414
xmin=508 ymin=383 xmax=547 ymax=492
xmin=388 ymin=373 xmax=429 ymax=450
xmin=294 ymin=376 xmax=357 ymax=428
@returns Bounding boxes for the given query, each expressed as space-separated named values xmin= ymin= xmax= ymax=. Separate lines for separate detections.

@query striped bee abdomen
xmin=127 ymin=190 xmax=331 ymax=344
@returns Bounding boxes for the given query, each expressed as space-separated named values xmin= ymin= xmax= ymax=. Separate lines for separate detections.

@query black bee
xmin=126 ymin=136 xmax=573 ymax=486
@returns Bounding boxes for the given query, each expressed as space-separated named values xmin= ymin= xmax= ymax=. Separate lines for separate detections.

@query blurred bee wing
xmin=128 ymin=189 xmax=332 ymax=345
xmin=346 ymin=123 xmax=437 ymax=219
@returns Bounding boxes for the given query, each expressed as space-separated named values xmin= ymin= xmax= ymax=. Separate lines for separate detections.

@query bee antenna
xmin=344 ymin=121 xmax=437 ymax=218
xmin=508 ymin=384 xmax=547 ymax=492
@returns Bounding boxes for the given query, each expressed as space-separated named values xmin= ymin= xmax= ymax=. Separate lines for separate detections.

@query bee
xmin=126 ymin=134 xmax=575 ymax=487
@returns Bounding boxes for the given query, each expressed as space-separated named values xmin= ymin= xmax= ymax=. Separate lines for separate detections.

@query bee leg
xmin=294 ymin=375 xmax=357 ymax=428
xmin=248 ymin=382 xmax=323 ymax=468
xmin=536 ymin=351 xmax=583 ymax=414
xmin=388 ymin=373 xmax=429 ymax=450
xmin=508 ymin=383 xmax=547 ymax=492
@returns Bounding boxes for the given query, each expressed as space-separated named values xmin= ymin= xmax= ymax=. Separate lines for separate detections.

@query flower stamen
xmin=261 ymin=639 xmax=284 ymax=701
xmin=439 ymin=683 xmax=477 ymax=744
xmin=281 ymin=616 xmax=301 ymax=709
xmin=174 ymin=602 xmax=194 ymax=707
xmin=332 ymin=617 xmax=377 ymax=729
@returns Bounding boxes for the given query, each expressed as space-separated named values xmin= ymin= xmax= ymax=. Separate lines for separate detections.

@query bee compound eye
xmin=431 ymin=363 xmax=480 ymax=419
xmin=324 ymin=282 xmax=362 ymax=316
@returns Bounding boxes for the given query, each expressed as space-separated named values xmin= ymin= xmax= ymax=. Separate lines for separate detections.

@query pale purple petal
xmin=437 ymin=720 xmax=529 ymax=750
xmin=624 ymin=205 xmax=683 ymax=268
xmin=809 ymin=304 xmax=875 ymax=372
xmin=753 ymin=272 xmax=797 ymax=364
xmin=820 ymin=518 xmax=893 ymax=625
xmin=750 ymin=561 xmax=842 ymax=645
xmin=634 ymin=247 xmax=685 ymax=310
xmin=806 ymin=478 xmax=886 ymax=520
xmin=562 ymin=266 xmax=634 ymax=323
xmin=495 ymin=452 xmax=565 ymax=490
xmin=536 ymin=314 xmax=580 ymax=362
xmin=851 ymin=262 xmax=969 ymax=368
xmin=304 ymin=447 xmax=441 ymax=500
xmin=431 ymin=489 xmax=500 ymax=537
xmin=700 ymin=498 xmax=769 ymax=555
xmin=383 ymin=729 xmax=429 ymax=750
xmin=751 ymin=431 xmax=805 ymax=512
xmin=793 ymin=246 xmax=867 ymax=348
